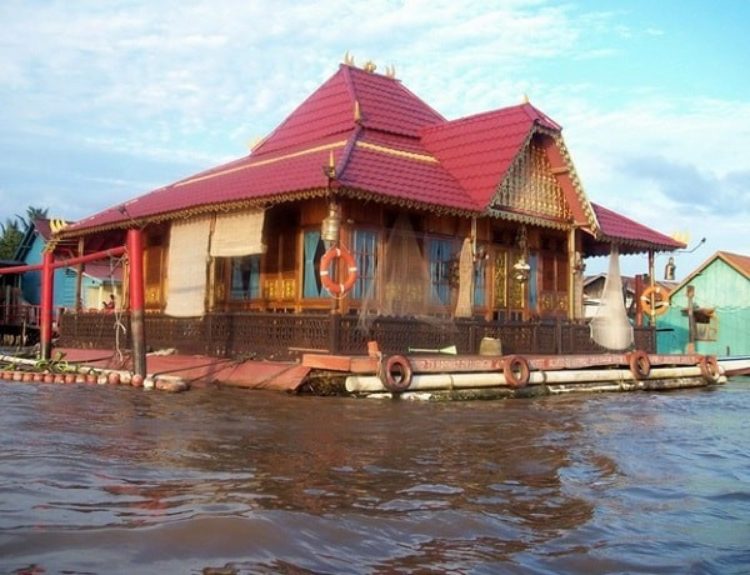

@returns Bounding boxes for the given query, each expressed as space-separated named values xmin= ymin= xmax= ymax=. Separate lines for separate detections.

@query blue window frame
xmin=303 ymin=230 xmax=326 ymax=298
xmin=429 ymin=237 xmax=454 ymax=305
xmin=473 ymin=256 xmax=487 ymax=307
xmin=229 ymin=255 xmax=260 ymax=300
xmin=352 ymin=229 xmax=378 ymax=299
xmin=528 ymin=253 xmax=538 ymax=311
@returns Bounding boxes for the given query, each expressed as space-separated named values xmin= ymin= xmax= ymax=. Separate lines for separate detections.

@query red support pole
xmin=0 ymin=246 xmax=126 ymax=276
xmin=40 ymin=250 xmax=54 ymax=360
xmin=127 ymin=228 xmax=147 ymax=378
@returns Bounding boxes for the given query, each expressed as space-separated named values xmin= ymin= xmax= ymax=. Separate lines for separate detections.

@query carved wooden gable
xmin=492 ymin=138 xmax=572 ymax=222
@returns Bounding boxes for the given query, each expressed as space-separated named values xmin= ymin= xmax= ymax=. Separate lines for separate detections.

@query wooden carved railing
xmin=56 ymin=311 xmax=656 ymax=359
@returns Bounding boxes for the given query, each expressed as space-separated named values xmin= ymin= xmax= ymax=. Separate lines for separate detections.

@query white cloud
xmin=0 ymin=0 xmax=747 ymax=282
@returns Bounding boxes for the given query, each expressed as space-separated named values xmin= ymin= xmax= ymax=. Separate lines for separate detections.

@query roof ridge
xmin=340 ymin=64 xmax=358 ymax=108
xmin=520 ymin=102 xmax=562 ymax=131
xmin=334 ymin=124 xmax=363 ymax=178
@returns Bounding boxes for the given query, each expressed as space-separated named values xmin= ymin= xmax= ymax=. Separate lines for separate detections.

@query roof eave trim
xmin=58 ymin=189 xmax=331 ymax=238
xmin=486 ymin=207 xmax=573 ymax=231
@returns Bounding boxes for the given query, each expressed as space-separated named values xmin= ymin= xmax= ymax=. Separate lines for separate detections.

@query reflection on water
xmin=0 ymin=378 xmax=748 ymax=574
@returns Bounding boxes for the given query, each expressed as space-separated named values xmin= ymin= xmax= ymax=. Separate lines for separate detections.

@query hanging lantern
xmin=321 ymin=203 xmax=341 ymax=249
xmin=513 ymin=256 xmax=531 ymax=283
xmin=664 ymin=256 xmax=676 ymax=281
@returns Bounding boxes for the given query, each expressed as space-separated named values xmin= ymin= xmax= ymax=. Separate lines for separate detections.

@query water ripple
xmin=0 ymin=377 xmax=749 ymax=574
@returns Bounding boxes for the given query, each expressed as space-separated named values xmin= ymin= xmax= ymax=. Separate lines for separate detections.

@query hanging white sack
xmin=164 ymin=216 xmax=212 ymax=317
xmin=454 ymin=237 xmax=474 ymax=318
xmin=590 ymin=245 xmax=634 ymax=350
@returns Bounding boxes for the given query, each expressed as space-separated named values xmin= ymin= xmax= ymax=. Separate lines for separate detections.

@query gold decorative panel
xmin=509 ymin=267 xmax=524 ymax=310
xmin=494 ymin=142 xmax=572 ymax=220
xmin=282 ymin=279 xmax=296 ymax=299
xmin=146 ymin=287 xmax=162 ymax=307
xmin=264 ymin=280 xmax=277 ymax=300
xmin=493 ymin=250 xmax=507 ymax=309
xmin=264 ymin=278 xmax=297 ymax=301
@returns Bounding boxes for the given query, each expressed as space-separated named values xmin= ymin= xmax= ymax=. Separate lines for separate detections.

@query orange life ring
xmin=640 ymin=285 xmax=669 ymax=316
xmin=628 ymin=350 xmax=651 ymax=379
xmin=698 ymin=355 xmax=721 ymax=383
xmin=319 ymin=246 xmax=358 ymax=296
xmin=503 ymin=355 xmax=530 ymax=388
xmin=382 ymin=355 xmax=413 ymax=392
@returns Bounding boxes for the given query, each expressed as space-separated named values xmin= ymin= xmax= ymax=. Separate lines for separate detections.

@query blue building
xmin=657 ymin=251 xmax=750 ymax=356
xmin=14 ymin=219 xmax=122 ymax=311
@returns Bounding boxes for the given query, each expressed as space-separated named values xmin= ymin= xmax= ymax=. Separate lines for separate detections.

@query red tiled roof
xmin=66 ymin=64 xmax=680 ymax=256
xmin=252 ymin=70 xmax=354 ymax=156
xmin=346 ymin=66 xmax=445 ymax=135
xmin=73 ymin=135 xmax=348 ymax=230
xmin=337 ymin=134 xmax=474 ymax=211
xmin=421 ymin=104 xmax=553 ymax=208
xmin=587 ymin=203 xmax=685 ymax=255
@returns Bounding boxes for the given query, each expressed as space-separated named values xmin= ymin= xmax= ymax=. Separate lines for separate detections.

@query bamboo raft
xmin=301 ymin=350 xmax=727 ymax=400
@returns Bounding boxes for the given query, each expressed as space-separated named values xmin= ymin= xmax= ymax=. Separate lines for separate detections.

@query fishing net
xmin=590 ymin=245 xmax=634 ymax=350
xmin=357 ymin=214 xmax=458 ymax=334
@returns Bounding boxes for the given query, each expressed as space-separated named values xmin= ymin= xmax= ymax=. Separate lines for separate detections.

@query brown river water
xmin=0 ymin=377 xmax=748 ymax=574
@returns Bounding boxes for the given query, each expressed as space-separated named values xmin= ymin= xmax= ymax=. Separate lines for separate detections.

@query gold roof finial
xmin=249 ymin=136 xmax=265 ymax=152
xmin=385 ymin=64 xmax=396 ymax=79
xmin=522 ymin=93 xmax=530 ymax=104
xmin=50 ymin=218 xmax=68 ymax=235
xmin=354 ymin=100 xmax=361 ymax=123
xmin=326 ymin=150 xmax=336 ymax=178
xmin=343 ymin=51 xmax=355 ymax=66
xmin=363 ymin=60 xmax=377 ymax=73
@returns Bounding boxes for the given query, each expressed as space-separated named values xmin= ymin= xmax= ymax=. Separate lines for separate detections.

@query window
xmin=229 ymin=255 xmax=260 ymax=300
xmin=429 ymin=237 xmax=455 ymax=306
xmin=528 ymin=253 xmax=538 ymax=310
xmin=473 ymin=253 xmax=487 ymax=307
xmin=303 ymin=230 xmax=326 ymax=298
xmin=695 ymin=310 xmax=718 ymax=341
xmin=352 ymin=229 xmax=378 ymax=300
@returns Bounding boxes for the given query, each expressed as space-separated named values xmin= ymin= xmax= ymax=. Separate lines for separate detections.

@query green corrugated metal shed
xmin=657 ymin=251 xmax=750 ymax=356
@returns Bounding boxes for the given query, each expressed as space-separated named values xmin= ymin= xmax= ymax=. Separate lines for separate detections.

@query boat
xmin=718 ymin=356 xmax=750 ymax=377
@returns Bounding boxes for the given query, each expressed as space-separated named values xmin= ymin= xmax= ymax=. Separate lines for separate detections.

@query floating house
xmin=49 ymin=59 xmax=683 ymax=359
xmin=657 ymin=251 xmax=750 ymax=356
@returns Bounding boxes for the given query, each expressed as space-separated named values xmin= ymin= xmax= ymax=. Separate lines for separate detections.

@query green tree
xmin=0 ymin=205 xmax=50 ymax=260
xmin=23 ymin=206 xmax=49 ymax=226
xmin=0 ymin=218 xmax=23 ymax=260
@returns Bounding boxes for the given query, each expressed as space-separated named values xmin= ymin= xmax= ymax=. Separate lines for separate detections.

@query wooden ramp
xmin=53 ymin=348 xmax=310 ymax=391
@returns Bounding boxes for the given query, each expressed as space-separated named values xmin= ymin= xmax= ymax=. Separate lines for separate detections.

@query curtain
xmin=209 ymin=210 xmax=265 ymax=257
xmin=455 ymin=237 xmax=473 ymax=317
xmin=164 ymin=216 xmax=212 ymax=317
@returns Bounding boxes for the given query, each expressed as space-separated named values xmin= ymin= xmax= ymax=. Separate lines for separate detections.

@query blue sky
xmin=1 ymin=0 xmax=748 ymax=279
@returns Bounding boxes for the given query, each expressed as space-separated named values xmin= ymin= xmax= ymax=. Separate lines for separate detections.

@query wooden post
xmin=75 ymin=237 xmax=84 ymax=312
xmin=127 ymin=228 xmax=147 ymax=378
xmin=567 ymin=227 xmax=575 ymax=320
xmin=329 ymin=313 xmax=340 ymax=355
xmin=647 ymin=250 xmax=656 ymax=326
xmin=40 ymin=250 xmax=54 ymax=360
xmin=634 ymin=274 xmax=644 ymax=326
xmin=686 ymin=284 xmax=696 ymax=354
